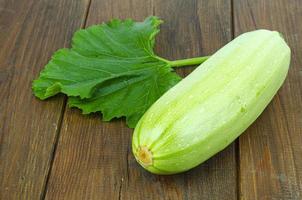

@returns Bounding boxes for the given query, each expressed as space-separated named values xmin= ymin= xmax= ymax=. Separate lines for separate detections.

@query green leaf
xmin=32 ymin=16 xmax=181 ymax=128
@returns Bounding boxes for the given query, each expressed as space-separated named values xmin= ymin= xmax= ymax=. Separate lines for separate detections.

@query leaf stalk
xmin=155 ymin=56 xmax=210 ymax=67
xmin=169 ymin=56 xmax=210 ymax=67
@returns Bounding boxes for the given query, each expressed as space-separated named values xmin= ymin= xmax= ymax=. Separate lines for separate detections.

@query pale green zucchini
xmin=132 ymin=30 xmax=291 ymax=174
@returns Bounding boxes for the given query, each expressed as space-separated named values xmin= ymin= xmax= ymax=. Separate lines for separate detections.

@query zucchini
xmin=132 ymin=30 xmax=291 ymax=174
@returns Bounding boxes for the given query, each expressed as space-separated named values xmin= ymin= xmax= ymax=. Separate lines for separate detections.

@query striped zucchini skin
xmin=132 ymin=30 xmax=291 ymax=174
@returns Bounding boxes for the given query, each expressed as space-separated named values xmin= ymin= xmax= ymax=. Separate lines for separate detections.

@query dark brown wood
xmin=0 ymin=0 xmax=90 ymax=199
xmin=233 ymin=0 xmax=302 ymax=199
xmin=45 ymin=0 xmax=236 ymax=199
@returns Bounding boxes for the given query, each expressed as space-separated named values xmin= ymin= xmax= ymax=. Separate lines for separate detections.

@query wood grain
xmin=0 ymin=0 xmax=90 ymax=199
xmin=233 ymin=0 xmax=302 ymax=199
xmin=45 ymin=0 xmax=236 ymax=199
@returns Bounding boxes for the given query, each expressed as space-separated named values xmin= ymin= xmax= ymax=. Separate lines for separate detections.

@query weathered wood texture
xmin=45 ymin=0 xmax=236 ymax=199
xmin=234 ymin=0 xmax=302 ymax=199
xmin=0 ymin=0 xmax=90 ymax=199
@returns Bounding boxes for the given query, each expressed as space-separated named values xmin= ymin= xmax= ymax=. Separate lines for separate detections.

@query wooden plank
xmin=151 ymin=1 xmax=237 ymax=199
xmin=233 ymin=0 xmax=302 ymax=199
xmin=44 ymin=1 xmax=153 ymax=199
xmin=45 ymin=0 xmax=236 ymax=199
xmin=0 ymin=0 xmax=90 ymax=199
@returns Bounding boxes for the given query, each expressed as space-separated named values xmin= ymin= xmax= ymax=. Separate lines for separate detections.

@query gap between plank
xmin=231 ymin=0 xmax=235 ymax=39
xmin=230 ymin=0 xmax=240 ymax=200
xmin=40 ymin=96 xmax=67 ymax=200
xmin=40 ymin=0 xmax=93 ymax=199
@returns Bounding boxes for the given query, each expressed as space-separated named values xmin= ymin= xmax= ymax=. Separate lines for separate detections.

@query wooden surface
xmin=0 ymin=0 xmax=301 ymax=199
xmin=0 ymin=0 xmax=90 ymax=199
